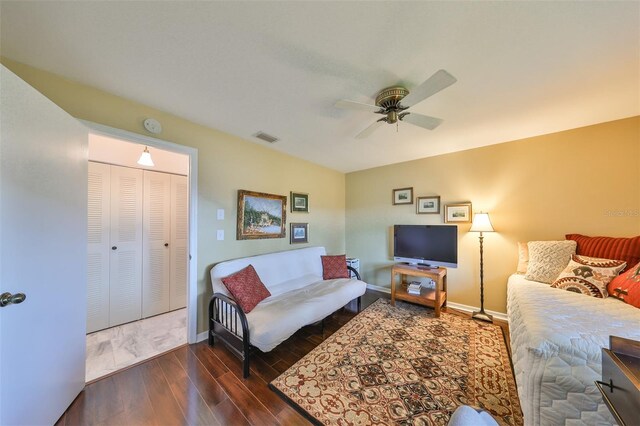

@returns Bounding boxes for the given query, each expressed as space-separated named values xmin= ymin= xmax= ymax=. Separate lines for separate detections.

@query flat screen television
xmin=393 ymin=224 xmax=458 ymax=268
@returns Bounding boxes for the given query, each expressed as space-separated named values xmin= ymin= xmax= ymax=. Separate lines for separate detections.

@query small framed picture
xmin=290 ymin=223 xmax=309 ymax=244
xmin=290 ymin=192 xmax=309 ymax=213
xmin=393 ymin=187 xmax=413 ymax=205
xmin=445 ymin=203 xmax=473 ymax=223
xmin=417 ymin=196 xmax=440 ymax=214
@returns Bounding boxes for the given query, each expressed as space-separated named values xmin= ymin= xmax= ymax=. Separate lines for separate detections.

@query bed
xmin=507 ymin=273 xmax=640 ymax=425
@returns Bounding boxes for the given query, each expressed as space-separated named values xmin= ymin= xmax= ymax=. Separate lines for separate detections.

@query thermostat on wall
xmin=143 ymin=118 xmax=162 ymax=134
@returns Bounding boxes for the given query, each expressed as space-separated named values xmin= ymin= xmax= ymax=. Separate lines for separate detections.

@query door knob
xmin=112 ymin=246 xmax=117 ymax=250
xmin=164 ymin=243 xmax=169 ymax=247
xmin=0 ymin=292 xmax=26 ymax=307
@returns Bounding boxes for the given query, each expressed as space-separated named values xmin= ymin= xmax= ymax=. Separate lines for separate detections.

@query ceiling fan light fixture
xmin=375 ymin=86 xmax=409 ymax=109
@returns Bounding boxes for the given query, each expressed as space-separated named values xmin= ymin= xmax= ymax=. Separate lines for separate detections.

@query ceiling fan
xmin=335 ymin=69 xmax=457 ymax=139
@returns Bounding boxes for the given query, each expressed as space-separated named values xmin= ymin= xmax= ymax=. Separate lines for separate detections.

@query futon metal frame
xmin=208 ymin=266 xmax=362 ymax=378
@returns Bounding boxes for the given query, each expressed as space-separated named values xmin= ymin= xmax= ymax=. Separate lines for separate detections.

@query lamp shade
xmin=469 ymin=213 xmax=494 ymax=233
xmin=137 ymin=146 xmax=154 ymax=167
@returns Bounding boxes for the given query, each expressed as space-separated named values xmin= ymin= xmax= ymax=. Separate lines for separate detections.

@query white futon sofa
xmin=208 ymin=246 xmax=367 ymax=377
xmin=507 ymin=274 xmax=640 ymax=425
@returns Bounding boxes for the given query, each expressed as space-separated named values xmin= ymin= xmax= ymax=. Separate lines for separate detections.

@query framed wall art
xmin=444 ymin=203 xmax=473 ymax=223
xmin=417 ymin=196 xmax=441 ymax=214
xmin=290 ymin=192 xmax=309 ymax=213
xmin=393 ymin=187 xmax=413 ymax=205
xmin=290 ymin=223 xmax=309 ymax=244
xmin=236 ymin=190 xmax=286 ymax=239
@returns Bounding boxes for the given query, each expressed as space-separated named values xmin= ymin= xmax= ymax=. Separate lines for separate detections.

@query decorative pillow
xmin=551 ymin=255 xmax=626 ymax=298
xmin=516 ymin=242 xmax=529 ymax=274
xmin=221 ymin=265 xmax=271 ymax=313
xmin=607 ymin=261 xmax=640 ymax=308
xmin=566 ymin=234 xmax=640 ymax=272
xmin=321 ymin=254 xmax=349 ymax=280
xmin=525 ymin=240 xmax=577 ymax=284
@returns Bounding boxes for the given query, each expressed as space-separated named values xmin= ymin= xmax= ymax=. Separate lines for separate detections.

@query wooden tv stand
xmin=390 ymin=263 xmax=447 ymax=317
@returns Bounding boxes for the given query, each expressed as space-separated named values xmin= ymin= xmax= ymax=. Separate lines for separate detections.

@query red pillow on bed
xmin=566 ymin=234 xmax=640 ymax=272
xmin=321 ymin=254 xmax=349 ymax=280
xmin=607 ymin=261 xmax=640 ymax=308
xmin=221 ymin=265 xmax=271 ymax=313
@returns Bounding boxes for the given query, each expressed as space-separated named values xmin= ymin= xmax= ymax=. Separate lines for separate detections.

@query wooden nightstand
xmin=596 ymin=336 xmax=640 ymax=426
xmin=390 ymin=263 xmax=447 ymax=317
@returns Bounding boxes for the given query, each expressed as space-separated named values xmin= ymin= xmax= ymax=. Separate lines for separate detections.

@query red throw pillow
xmin=607 ymin=261 xmax=640 ymax=308
xmin=566 ymin=234 xmax=640 ymax=272
xmin=221 ymin=265 xmax=271 ymax=313
xmin=321 ymin=254 xmax=349 ymax=280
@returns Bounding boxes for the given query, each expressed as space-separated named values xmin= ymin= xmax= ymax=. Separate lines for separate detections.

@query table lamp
xmin=469 ymin=212 xmax=494 ymax=322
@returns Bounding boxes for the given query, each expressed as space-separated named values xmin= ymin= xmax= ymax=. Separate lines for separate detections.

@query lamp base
xmin=471 ymin=310 xmax=494 ymax=323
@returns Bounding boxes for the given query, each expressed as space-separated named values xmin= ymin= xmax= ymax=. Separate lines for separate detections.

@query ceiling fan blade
xmin=401 ymin=69 xmax=457 ymax=107
xmin=335 ymin=99 xmax=381 ymax=113
xmin=355 ymin=120 xmax=385 ymax=139
xmin=400 ymin=113 xmax=443 ymax=130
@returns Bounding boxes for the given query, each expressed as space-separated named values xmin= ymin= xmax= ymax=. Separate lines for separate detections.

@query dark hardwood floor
xmin=56 ymin=290 xmax=509 ymax=425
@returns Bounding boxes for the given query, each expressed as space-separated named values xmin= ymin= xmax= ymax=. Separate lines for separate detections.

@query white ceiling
xmin=1 ymin=1 xmax=638 ymax=173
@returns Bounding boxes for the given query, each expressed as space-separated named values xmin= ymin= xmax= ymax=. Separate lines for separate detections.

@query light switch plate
xmin=217 ymin=209 xmax=224 ymax=220
xmin=216 ymin=230 xmax=224 ymax=241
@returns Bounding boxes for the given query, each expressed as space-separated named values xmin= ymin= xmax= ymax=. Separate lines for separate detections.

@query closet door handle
xmin=164 ymin=243 xmax=169 ymax=247
xmin=112 ymin=246 xmax=117 ymax=250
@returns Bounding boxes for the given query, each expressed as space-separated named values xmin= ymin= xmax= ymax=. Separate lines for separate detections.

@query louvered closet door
xmin=170 ymin=174 xmax=188 ymax=310
xmin=109 ymin=165 xmax=143 ymax=327
xmin=142 ymin=170 xmax=171 ymax=318
xmin=87 ymin=162 xmax=110 ymax=333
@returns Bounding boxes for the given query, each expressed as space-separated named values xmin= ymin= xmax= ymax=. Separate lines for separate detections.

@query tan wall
xmin=346 ymin=116 xmax=640 ymax=314
xmin=5 ymin=57 xmax=637 ymax=322
xmin=2 ymin=58 xmax=346 ymax=334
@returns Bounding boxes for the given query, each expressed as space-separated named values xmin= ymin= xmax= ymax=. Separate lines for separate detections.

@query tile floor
xmin=85 ymin=308 xmax=187 ymax=382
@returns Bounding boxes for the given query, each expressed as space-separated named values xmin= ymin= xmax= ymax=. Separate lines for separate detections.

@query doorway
xmin=84 ymin=124 xmax=198 ymax=382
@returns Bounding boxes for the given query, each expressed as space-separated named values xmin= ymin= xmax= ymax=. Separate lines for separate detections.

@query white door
xmin=170 ymin=174 xmax=188 ymax=310
xmin=87 ymin=162 xmax=111 ymax=333
xmin=142 ymin=170 xmax=171 ymax=317
xmin=109 ymin=165 xmax=143 ymax=327
xmin=0 ymin=66 xmax=88 ymax=424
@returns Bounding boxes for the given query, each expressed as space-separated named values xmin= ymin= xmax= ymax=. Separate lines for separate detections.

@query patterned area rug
xmin=270 ymin=299 xmax=522 ymax=425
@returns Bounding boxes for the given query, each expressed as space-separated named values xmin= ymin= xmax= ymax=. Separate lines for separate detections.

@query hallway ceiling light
xmin=137 ymin=146 xmax=155 ymax=166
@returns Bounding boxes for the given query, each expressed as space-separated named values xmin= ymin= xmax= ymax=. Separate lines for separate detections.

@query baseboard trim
xmin=366 ymin=283 xmax=391 ymax=294
xmin=196 ymin=330 xmax=209 ymax=343
xmin=366 ymin=284 xmax=508 ymax=322
xmin=445 ymin=302 xmax=508 ymax=322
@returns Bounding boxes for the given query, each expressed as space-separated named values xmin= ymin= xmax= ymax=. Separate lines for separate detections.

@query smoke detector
xmin=143 ymin=118 xmax=162 ymax=134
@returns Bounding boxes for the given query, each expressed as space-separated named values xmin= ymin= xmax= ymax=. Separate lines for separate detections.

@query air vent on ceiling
xmin=254 ymin=131 xmax=279 ymax=143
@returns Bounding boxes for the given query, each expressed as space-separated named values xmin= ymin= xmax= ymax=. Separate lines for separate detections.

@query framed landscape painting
xmin=237 ymin=190 xmax=286 ymax=239
xmin=444 ymin=203 xmax=472 ymax=223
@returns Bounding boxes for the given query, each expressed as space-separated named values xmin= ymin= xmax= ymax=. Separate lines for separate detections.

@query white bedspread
xmin=507 ymin=274 xmax=640 ymax=426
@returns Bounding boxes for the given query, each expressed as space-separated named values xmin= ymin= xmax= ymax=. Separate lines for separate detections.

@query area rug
xmin=270 ymin=299 xmax=523 ymax=425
